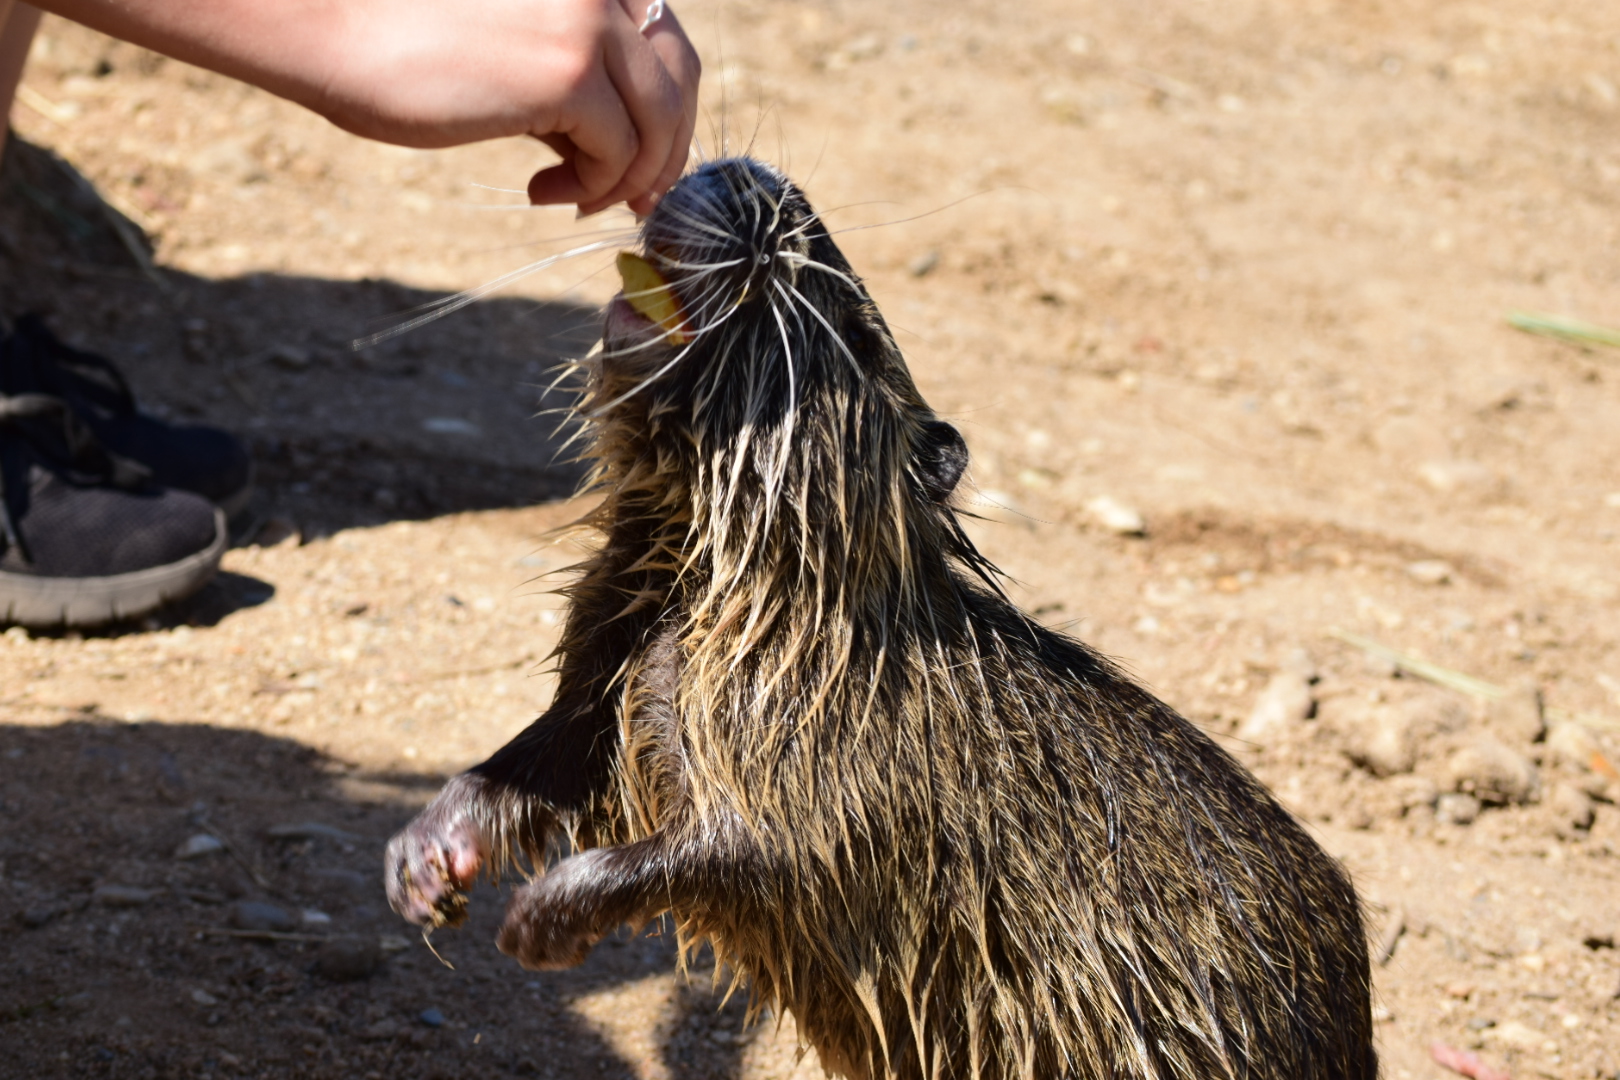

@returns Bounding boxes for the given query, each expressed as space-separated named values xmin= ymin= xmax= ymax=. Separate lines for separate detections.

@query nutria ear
xmin=916 ymin=420 xmax=969 ymax=502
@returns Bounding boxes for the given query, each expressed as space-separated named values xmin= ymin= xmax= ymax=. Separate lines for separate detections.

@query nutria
xmin=385 ymin=157 xmax=1376 ymax=1080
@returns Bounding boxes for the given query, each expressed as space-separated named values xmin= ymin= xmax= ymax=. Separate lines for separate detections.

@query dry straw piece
xmin=1326 ymin=627 xmax=1620 ymax=733
xmin=1506 ymin=310 xmax=1620 ymax=351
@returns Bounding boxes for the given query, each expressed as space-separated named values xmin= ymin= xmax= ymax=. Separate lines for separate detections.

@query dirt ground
xmin=3 ymin=1 xmax=1619 ymax=1078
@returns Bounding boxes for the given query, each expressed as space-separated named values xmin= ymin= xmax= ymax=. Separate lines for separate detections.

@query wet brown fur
xmin=386 ymin=158 xmax=1376 ymax=1080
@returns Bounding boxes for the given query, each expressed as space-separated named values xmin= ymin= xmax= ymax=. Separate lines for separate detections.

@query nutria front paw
xmin=384 ymin=776 xmax=488 ymax=929
xmin=496 ymin=850 xmax=618 ymax=970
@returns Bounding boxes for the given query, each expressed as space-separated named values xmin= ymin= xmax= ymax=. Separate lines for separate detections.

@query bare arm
xmin=36 ymin=0 xmax=699 ymax=214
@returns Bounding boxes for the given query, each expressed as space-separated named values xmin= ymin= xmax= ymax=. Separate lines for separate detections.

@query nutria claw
xmin=496 ymin=880 xmax=598 ymax=971
xmin=384 ymin=777 xmax=488 ymax=928
xmin=495 ymin=847 xmax=657 ymax=971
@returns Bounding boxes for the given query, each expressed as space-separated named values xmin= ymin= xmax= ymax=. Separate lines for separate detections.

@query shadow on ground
xmin=1 ymin=136 xmax=602 ymax=635
xmin=0 ymin=136 xmax=598 ymax=538
xmin=0 ymin=718 xmax=755 ymax=1080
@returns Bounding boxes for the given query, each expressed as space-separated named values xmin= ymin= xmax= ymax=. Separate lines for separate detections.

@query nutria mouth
xmin=387 ymin=156 xmax=1377 ymax=1080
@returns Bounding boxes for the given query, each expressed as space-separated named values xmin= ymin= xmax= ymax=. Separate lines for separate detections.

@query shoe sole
xmin=0 ymin=508 xmax=228 ymax=628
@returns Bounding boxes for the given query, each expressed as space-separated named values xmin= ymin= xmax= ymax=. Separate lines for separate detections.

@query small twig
xmin=422 ymin=928 xmax=456 ymax=970
xmin=1121 ymin=67 xmax=1200 ymax=103
xmin=405 ymin=657 xmax=534 ymax=684
xmin=194 ymin=928 xmax=328 ymax=943
xmin=1326 ymin=628 xmax=1620 ymax=733
xmin=193 ymin=821 xmax=282 ymax=896
xmin=14 ymin=85 xmax=75 ymax=125
xmin=0 ymin=993 xmax=70 ymax=1024
xmin=1327 ymin=628 xmax=1502 ymax=697
xmin=1374 ymin=906 xmax=1405 ymax=966
xmin=1507 ymin=310 xmax=1620 ymax=351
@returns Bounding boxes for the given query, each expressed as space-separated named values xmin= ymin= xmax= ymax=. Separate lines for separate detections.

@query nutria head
xmin=587 ymin=157 xmax=984 ymax=622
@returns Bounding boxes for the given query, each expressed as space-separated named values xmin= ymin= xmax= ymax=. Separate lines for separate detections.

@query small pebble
xmin=1481 ymin=683 xmax=1545 ymax=744
xmin=1416 ymin=459 xmax=1495 ymax=494
xmin=312 ymin=935 xmax=384 ymax=982
xmin=1390 ymin=774 xmax=1439 ymax=811
xmin=1405 ymin=559 xmax=1453 ymax=585
xmin=908 ymin=250 xmax=940 ymax=277
xmin=1238 ymin=671 xmax=1315 ymax=745
xmin=1363 ymin=653 xmax=1400 ymax=679
xmin=1436 ymin=792 xmax=1481 ymax=826
xmin=268 ymin=344 xmax=312 ymax=371
xmin=1485 ymin=1019 xmax=1545 ymax=1052
xmin=174 ymin=834 xmax=225 ymax=860
xmin=307 ymin=867 xmax=371 ymax=892
xmin=266 ymin=822 xmax=362 ymax=843
xmin=1084 ymin=495 xmax=1146 ymax=536
xmin=301 ymin=908 xmax=333 ymax=926
xmin=18 ymin=900 xmax=69 ymax=928
xmin=1446 ymin=738 xmax=1539 ymax=805
xmin=421 ymin=417 xmax=481 ymax=437
xmin=228 ymin=901 xmax=295 ymax=933
xmin=1544 ymin=720 xmax=1597 ymax=770
xmin=58 ymin=991 xmax=94 ymax=1014
xmin=1549 ymin=783 xmax=1594 ymax=832
xmin=1345 ymin=705 xmax=1416 ymax=777
xmin=360 ymin=1019 xmax=400 ymax=1041
xmin=418 ymin=1008 xmax=445 ymax=1028
xmin=94 ymin=885 xmax=158 ymax=908
xmin=1277 ymin=648 xmax=1318 ymax=682
xmin=190 ymin=989 xmax=219 ymax=1006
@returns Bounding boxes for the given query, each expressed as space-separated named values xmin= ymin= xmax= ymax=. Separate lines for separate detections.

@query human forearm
xmin=39 ymin=0 xmax=353 ymax=122
xmin=32 ymin=0 xmax=700 ymax=212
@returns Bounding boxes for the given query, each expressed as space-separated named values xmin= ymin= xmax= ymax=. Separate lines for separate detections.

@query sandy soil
xmin=2 ymin=1 xmax=1619 ymax=1078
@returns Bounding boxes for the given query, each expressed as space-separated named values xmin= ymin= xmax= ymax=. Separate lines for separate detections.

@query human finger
xmin=526 ymin=61 xmax=640 ymax=209
xmin=575 ymin=0 xmax=686 ymax=215
xmin=627 ymin=3 xmax=701 ymax=215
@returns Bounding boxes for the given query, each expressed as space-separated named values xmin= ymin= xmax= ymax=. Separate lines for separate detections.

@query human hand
xmin=40 ymin=0 xmax=700 ymax=213
xmin=326 ymin=0 xmax=700 ymax=215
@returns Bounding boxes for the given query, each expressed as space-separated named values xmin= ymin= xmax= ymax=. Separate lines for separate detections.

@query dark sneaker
xmin=0 ymin=314 xmax=254 ymax=516
xmin=1 ymin=391 xmax=225 ymax=628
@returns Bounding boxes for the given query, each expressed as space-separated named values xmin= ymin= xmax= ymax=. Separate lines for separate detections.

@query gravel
xmin=1238 ymin=671 xmax=1315 ymax=745
xmin=311 ymin=935 xmax=384 ymax=982
xmin=1445 ymin=738 xmax=1540 ymax=805
xmin=228 ymin=900 xmax=295 ymax=933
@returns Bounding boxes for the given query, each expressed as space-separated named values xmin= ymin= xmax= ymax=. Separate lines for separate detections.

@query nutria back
xmin=386 ymin=156 xmax=1376 ymax=1080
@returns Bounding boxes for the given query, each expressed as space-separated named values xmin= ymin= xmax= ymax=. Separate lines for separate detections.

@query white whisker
xmin=778 ymin=279 xmax=864 ymax=381
xmin=353 ymin=237 xmax=625 ymax=349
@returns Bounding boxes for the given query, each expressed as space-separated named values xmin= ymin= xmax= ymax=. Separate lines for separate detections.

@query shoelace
xmin=0 ymin=391 xmax=150 ymax=565
xmin=3 ymin=313 xmax=141 ymax=421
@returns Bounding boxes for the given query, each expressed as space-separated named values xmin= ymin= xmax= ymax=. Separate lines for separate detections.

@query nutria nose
xmin=642 ymin=157 xmax=801 ymax=290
